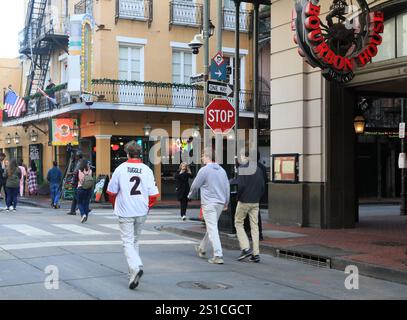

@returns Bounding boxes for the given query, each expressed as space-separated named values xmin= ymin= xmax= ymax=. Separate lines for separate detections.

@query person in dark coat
xmin=175 ymin=162 xmax=193 ymax=221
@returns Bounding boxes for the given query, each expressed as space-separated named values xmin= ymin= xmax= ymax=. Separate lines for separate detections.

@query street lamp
xmin=14 ymin=133 xmax=20 ymax=145
xmin=71 ymin=124 xmax=80 ymax=138
xmin=354 ymin=115 xmax=365 ymax=134
xmin=143 ymin=123 xmax=152 ymax=137
xmin=29 ymin=130 xmax=38 ymax=143
xmin=5 ymin=134 xmax=11 ymax=145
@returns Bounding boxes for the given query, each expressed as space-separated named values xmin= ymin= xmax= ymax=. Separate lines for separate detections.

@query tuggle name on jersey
xmin=128 ymin=167 xmax=143 ymax=174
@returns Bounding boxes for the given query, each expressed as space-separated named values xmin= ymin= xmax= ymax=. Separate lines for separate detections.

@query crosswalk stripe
xmin=0 ymin=239 xmax=197 ymax=250
xmin=52 ymin=224 xmax=107 ymax=235
xmin=3 ymin=224 xmax=54 ymax=236
xmin=98 ymin=224 xmax=160 ymax=235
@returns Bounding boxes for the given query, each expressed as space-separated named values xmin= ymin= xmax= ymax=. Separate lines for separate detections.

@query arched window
xmin=372 ymin=11 xmax=407 ymax=62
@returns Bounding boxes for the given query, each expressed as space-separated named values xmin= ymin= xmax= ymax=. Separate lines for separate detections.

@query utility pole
xmin=203 ymin=0 xmax=210 ymax=149
xmin=401 ymin=98 xmax=407 ymax=215
xmin=253 ymin=3 xmax=259 ymax=131
xmin=216 ymin=0 xmax=222 ymax=53
xmin=234 ymin=0 xmax=240 ymax=178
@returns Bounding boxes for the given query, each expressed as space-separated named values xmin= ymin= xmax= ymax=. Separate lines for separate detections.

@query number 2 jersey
xmin=107 ymin=159 xmax=160 ymax=217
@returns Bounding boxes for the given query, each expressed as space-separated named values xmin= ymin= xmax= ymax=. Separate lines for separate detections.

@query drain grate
xmin=177 ymin=281 xmax=232 ymax=290
xmin=276 ymin=249 xmax=331 ymax=268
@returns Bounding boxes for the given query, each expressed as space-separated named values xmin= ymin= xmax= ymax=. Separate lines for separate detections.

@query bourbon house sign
xmin=292 ymin=0 xmax=384 ymax=83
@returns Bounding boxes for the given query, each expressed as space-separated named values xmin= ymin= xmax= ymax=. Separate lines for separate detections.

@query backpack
xmin=82 ymin=174 xmax=94 ymax=190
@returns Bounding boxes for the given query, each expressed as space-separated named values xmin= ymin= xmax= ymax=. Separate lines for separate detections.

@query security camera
xmin=188 ymin=34 xmax=203 ymax=55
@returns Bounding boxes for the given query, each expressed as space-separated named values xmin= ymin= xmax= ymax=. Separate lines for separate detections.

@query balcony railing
xmin=169 ymin=1 xmax=202 ymax=28
xmin=116 ymin=0 xmax=153 ymax=25
xmin=2 ymin=81 xmax=270 ymax=123
xmin=74 ymin=0 xmax=93 ymax=15
xmin=223 ymin=8 xmax=252 ymax=32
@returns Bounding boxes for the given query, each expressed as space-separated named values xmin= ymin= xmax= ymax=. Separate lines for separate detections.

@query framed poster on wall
xmin=29 ymin=144 xmax=43 ymax=184
xmin=272 ymin=154 xmax=299 ymax=183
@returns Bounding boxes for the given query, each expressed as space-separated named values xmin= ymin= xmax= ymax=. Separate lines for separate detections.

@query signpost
xmin=210 ymin=51 xmax=228 ymax=82
xmin=190 ymin=73 xmax=205 ymax=85
xmin=205 ymin=98 xmax=236 ymax=134
xmin=207 ymin=80 xmax=234 ymax=98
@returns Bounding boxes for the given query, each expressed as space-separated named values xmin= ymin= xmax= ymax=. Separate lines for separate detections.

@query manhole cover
xmin=372 ymin=241 xmax=406 ymax=247
xmin=177 ymin=281 xmax=232 ymax=290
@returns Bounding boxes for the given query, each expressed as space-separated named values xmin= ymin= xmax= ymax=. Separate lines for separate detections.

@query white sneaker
xmin=129 ymin=269 xmax=144 ymax=290
xmin=194 ymin=245 xmax=206 ymax=259
xmin=182 ymin=216 xmax=187 ymax=221
xmin=12 ymin=207 xmax=16 ymax=211
xmin=5 ymin=207 xmax=9 ymax=211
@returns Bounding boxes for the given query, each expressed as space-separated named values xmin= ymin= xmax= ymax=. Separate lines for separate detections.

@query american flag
xmin=4 ymin=91 xmax=26 ymax=118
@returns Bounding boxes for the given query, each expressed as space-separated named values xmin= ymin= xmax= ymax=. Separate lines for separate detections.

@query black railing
xmin=169 ymin=1 xmax=202 ymax=27
xmin=2 ymin=81 xmax=270 ymax=123
xmin=116 ymin=0 xmax=153 ymax=25
xmin=223 ymin=8 xmax=252 ymax=32
xmin=74 ymin=0 xmax=93 ymax=15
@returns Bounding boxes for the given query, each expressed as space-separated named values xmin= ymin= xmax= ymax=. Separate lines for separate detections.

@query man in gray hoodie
xmin=188 ymin=148 xmax=230 ymax=264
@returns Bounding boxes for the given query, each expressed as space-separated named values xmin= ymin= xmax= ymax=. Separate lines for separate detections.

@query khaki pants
xmin=234 ymin=202 xmax=260 ymax=255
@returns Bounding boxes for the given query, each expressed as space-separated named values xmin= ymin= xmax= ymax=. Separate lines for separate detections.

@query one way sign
xmin=207 ymin=80 xmax=234 ymax=98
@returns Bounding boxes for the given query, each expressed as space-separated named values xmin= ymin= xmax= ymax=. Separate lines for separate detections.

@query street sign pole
xmin=203 ymin=0 xmax=210 ymax=149
xmin=234 ymin=0 xmax=240 ymax=178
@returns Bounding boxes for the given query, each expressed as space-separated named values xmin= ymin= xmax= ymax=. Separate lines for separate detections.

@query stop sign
xmin=205 ymin=98 xmax=236 ymax=134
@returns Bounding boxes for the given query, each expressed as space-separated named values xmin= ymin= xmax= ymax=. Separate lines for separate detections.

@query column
xmin=95 ymin=135 xmax=112 ymax=176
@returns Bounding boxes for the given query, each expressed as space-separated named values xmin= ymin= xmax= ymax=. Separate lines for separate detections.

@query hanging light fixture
xmin=71 ymin=123 xmax=80 ymax=138
xmin=209 ymin=20 xmax=215 ymax=38
xmin=5 ymin=133 xmax=11 ymax=145
xmin=143 ymin=123 xmax=152 ymax=137
xmin=354 ymin=115 xmax=365 ymax=134
xmin=14 ymin=133 xmax=21 ymax=145
xmin=30 ymin=129 xmax=39 ymax=143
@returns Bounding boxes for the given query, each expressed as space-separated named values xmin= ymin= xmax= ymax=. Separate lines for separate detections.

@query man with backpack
xmin=47 ymin=161 xmax=62 ymax=209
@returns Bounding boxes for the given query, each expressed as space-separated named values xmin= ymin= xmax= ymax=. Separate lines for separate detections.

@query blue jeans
xmin=77 ymin=187 xmax=92 ymax=217
xmin=6 ymin=187 xmax=19 ymax=209
xmin=50 ymin=183 xmax=60 ymax=205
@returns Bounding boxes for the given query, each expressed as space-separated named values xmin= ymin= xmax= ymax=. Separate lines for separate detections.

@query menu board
xmin=272 ymin=154 xmax=299 ymax=183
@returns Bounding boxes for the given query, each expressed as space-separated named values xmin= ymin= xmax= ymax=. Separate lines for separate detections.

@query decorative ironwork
xmin=116 ymin=0 xmax=153 ymax=26
xmin=292 ymin=0 xmax=384 ymax=84
xmin=2 ymin=81 xmax=270 ymax=122
xmin=169 ymin=1 xmax=203 ymax=28
xmin=223 ymin=8 xmax=252 ymax=32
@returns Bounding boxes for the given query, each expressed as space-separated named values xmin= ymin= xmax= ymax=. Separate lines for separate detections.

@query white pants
xmin=199 ymin=203 xmax=224 ymax=258
xmin=118 ymin=215 xmax=147 ymax=274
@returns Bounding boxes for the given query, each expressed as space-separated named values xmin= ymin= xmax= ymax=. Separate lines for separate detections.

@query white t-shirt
xmin=107 ymin=160 xmax=159 ymax=217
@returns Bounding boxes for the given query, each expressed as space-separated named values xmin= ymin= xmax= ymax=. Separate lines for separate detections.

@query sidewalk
xmin=161 ymin=208 xmax=407 ymax=286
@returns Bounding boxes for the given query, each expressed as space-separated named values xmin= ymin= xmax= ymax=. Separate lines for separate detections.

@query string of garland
xmin=24 ymin=83 xmax=68 ymax=100
xmin=92 ymin=78 xmax=203 ymax=90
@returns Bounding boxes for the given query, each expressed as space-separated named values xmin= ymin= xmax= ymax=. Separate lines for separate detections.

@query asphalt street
xmin=0 ymin=205 xmax=406 ymax=300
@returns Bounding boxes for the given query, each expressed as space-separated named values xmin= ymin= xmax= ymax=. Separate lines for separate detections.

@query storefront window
xmin=110 ymin=136 xmax=152 ymax=172
xmin=397 ymin=12 xmax=407 ymax=58
xmin=372 ymin=17 xmax=396 ymax=62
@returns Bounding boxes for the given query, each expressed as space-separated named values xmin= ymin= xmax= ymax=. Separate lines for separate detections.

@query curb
xmin=161 ymin=225 xmax=407 ymax=286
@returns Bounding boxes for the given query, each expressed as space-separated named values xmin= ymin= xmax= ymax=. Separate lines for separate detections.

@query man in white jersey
xmin=107 ymin=141 xmax=159 ymax=289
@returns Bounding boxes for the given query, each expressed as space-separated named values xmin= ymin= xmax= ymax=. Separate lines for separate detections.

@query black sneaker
xmin=129 ymin=269 xmax=144 ymax=290
xmin=67 ymin=212 xmax=77 ymax=215
xmin=249 ymin=255 xmax=260 ymax=263
xmin=237 ymin=248 xmax=253 ymax=261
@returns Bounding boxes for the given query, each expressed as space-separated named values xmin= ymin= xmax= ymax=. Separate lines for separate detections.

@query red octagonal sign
xmin=205 ymin=98 xmax=236 ymax=134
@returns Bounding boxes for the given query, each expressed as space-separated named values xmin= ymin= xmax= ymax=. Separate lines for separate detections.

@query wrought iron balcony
xmin=74 ymin=0 xmax=93 ymax=15
xmin=223 ymin=8 xmax=252 ymax=32
xmin=169 ymin=1 xmax=203 ymax=28
xmin=116 ymin=0 xmax=153 ymax=25
xmin=2 ymin=81 xmax=270 ymax=123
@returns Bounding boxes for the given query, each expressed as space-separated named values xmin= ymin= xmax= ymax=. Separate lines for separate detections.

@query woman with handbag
xmin=77 ymin=159 xmax=94 ymax=223
xmin=174 ymin=162 xmax=193 ymax=221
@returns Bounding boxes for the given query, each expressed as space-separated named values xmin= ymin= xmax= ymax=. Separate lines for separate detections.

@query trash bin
xmin=218 ymin=181 xmax=238 ymax=234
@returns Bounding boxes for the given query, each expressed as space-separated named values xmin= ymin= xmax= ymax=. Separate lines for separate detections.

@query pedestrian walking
xmin=188 ymin=148 xmax=230 ymax=265
xmin=18 ymin=159 xmax=27 ymax=197
xmin=244 ymin=151 xmax=267 ymax=241
xmin=234 ymin=151 xmax=265 ymax=263
xmin=175 ymin=162 xmax=193 ymax=221
xmin=0 ymin=153 xmax=7 ymax=200
xmin=27 ymin=160 xmax=39 ymax=196
xmin=107 ymin=141 xmax=159 ymax=290
xmin=4 ymin=159 xmax=21 ymax=211
xmin=67 ymin=153 xmax=83 ymax=215
xmin=47 ymin=161 xmax=62 ymax=209
xmin=76 ymin=159 xmax=94 ymax=223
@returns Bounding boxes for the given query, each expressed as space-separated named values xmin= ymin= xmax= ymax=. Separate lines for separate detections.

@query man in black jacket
xmin=234 ymin=151 xmax=265 ymax=263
